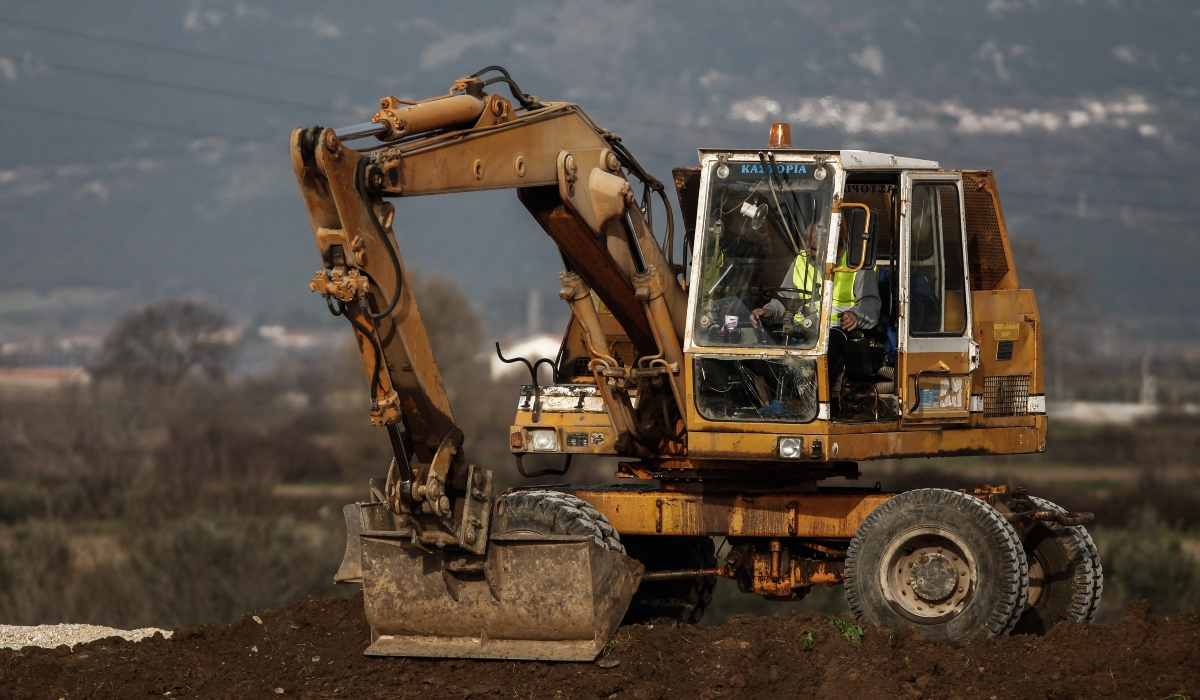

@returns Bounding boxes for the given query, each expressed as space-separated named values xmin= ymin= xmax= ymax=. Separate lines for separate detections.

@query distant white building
xmin=0 ymin=367 xmax=91 ymax=394
xmin=257 ymin=325 xmax=340 ymax=349
xmin=1048 ymin=401 xmax=1200 ymax=426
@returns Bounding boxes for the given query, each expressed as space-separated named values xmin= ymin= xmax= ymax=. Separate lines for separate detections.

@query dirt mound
xmin=3 ymin=593 xmax=1198 ymax=700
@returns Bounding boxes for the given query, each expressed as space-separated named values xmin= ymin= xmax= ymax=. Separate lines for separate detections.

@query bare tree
xmin=92 ymin=299 xmax=239 ymax=385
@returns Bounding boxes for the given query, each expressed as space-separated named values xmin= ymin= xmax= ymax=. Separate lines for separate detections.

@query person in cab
xmin=750 ymin=216 xmax=881 ymax=334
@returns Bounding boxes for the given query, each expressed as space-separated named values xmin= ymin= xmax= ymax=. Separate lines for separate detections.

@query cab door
xmin=898 ymin=172 xmax=978 ymax=424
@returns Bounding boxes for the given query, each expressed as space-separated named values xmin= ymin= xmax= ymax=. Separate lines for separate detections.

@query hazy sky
xmin=1 ymin=0 xmax=1197 ymax=340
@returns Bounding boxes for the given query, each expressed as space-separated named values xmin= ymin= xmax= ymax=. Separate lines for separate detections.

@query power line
xmin=1 ymin=53 xmax=361 ymax=117
xmin=4 ymin=98 xmax=1198 ymax=235
xmin=0 ymin=100 xmax=278 ymax=144
xmin=12 ymin=13 xmax=1192 ymax=183
xmin=0 ymin=15 xmax=384 ymax=88
xmin=3 ymin=93 xmax=1196 ymax=220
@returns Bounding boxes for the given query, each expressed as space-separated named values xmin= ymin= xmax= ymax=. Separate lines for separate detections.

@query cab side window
xmin=908 ymin=183 xmax=967 ymax=335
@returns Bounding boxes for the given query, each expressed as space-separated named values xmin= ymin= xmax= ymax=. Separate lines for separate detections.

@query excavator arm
xmin=289 ymin=69 xmax=687 ymax=553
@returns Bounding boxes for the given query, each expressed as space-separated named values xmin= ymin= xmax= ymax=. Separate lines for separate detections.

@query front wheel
xmin=844 ymin=489 xmax=1028 ymax=642
xmin=495 ymin=491 xmax=624 ymax=553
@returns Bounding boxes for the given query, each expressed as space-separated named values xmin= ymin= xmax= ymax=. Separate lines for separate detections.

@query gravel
xmin=0 ymin=623 xmax=172 ymax=649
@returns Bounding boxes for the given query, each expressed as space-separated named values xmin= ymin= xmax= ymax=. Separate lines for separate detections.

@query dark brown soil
xmin=4 ymin=593 xmax=1198 ymax=700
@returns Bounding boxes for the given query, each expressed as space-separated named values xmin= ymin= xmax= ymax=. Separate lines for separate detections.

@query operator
xmin=749 ymin=215 xmax=881 ymax=334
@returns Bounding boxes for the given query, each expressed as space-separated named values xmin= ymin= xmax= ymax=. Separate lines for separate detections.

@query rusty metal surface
xmin=291 ymin=126 xmax=455 ymax=460
xmin=360 ymin=534 xmax=641 ymax=661
xmin=334 ymin=504 xmax=364 ymax=584
xmin=370 ymin=105 xmax=608 ymax=196
xmin=671 ymin=167 xmax=701 ymax=252
xmin=372 ymin=93 xmax=487 ymax=141
xmin=746 ymin=547 xmax=844 ymax=597
xmin=519 ymin=185 xmax=658 ymax=355
xmin=970 ymin=288 xmax=1044 ymax=432
xmin=509 ymin=418 xmax=620 ymax=457
xmin=683 ymin=424 xmax=1043 ymax=462
xmin=567 ymin=487 xmax=892 ymax=538
xmin=961 ymin=171 xmax=1018 ymax=291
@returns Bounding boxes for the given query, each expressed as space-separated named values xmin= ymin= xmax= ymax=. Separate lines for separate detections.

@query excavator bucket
xmin=339 ymin=503 xmax=642 ymax=661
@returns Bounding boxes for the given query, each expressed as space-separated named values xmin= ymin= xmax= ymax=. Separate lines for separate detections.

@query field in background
xmin=3 ymin=278 xmax=1200 ymax=631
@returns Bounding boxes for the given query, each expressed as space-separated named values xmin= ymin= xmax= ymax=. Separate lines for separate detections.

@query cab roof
xmin=839 ymin=150 xmax=939 ymax=170
xmin=697 ymin=149 xmax=939 ymax=170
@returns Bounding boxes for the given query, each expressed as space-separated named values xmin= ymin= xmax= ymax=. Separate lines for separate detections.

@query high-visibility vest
xmin=790 ymin=250 xmax=863 ymax=326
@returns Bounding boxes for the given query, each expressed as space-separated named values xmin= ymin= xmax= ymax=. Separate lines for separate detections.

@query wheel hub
xmin=880 ymin=529 xmax=977 ymax=622
xmin=910 ymin=552 xmax=958 ymax=602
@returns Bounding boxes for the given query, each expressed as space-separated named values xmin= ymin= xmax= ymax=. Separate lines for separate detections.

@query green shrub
xmin=1097 ymin=509 xmax=1200 ymax=617
xmin=0 ymin=483 xmax=45 ymax=524
xmin=0 ymin=522 xmax=73 ymax=624
xmin=126 ymin=513 xmax=348 ymax=628
xmin=0 ymin=514 xmax=351 ymax=630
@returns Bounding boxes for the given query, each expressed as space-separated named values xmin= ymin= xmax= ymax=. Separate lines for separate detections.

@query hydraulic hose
xmin=355 ymin=159 xmax=404 ymax=321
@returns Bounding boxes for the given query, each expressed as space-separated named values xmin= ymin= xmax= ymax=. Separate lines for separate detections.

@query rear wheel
xmin=1082 ymin=530 xmax=1104 ymax=621
xmin=495 ymin=491 xmax=624 ymax=553
xmin=621 ymin=536 xmax=717 ymax=625
xmin=1010 ymin=496 xmax=1101 ymax=634
xmin=845 ymin=488 xmax=1028 ymax=642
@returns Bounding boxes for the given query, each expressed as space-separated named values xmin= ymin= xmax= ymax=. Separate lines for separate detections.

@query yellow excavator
xmin=290 ymin=67 xmax=1100 ymax=661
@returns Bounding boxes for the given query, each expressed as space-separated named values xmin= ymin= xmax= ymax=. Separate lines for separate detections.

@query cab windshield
xmin=693 ymin=156 xmax=835 ymax=350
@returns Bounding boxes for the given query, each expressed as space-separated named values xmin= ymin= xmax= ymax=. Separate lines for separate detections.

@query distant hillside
xmin=1 ymin=0 xmax=1197 ymax=342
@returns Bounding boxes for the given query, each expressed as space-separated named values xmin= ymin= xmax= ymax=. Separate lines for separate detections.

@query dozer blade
xmin=359 ymin=530 xmax=642 ymax=661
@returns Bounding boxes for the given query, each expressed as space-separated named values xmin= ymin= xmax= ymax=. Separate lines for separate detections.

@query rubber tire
xmin=496 ymin=491 xmax=624 ymax=553
xmin=845 ymin=488 xmax=1028 ymax=642
xmin=1081 ymin=527 xmax=1104 ymax=622
xmin=621 ymin=536 xmax=717 ymax=625
xmin=1010 ymin=496 xmax=1101 ymax=634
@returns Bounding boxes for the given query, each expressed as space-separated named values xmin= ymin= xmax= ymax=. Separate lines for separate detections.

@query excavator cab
xmin=663 ymin=146 xmax=1034 ymax=452
xmin=292 ymin=71 xmax=1093 ymax=662
xmin=687 ymin=151 xmax=836 ymax=427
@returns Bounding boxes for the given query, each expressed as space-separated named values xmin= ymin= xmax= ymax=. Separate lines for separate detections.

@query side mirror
xmin=843 ymin=205 xmax=878 ymax=271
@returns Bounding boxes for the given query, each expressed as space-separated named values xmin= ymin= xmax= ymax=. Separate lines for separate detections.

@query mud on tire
xmin=621 ymin=536 xmax=716 ymax=625
xmin=844 ymin=488 xmax=1028 ymax=642
xmin=1010 ymin=496 xmax=1102 ymax=634
xmin=495 ymin=491 xmax=624 ymax=553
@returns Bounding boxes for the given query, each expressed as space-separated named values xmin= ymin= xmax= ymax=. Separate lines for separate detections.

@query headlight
xmin=778 ymin=436 xmax=804 ymax=459
xmin=529 ymin=429 xmax=559 ymax=452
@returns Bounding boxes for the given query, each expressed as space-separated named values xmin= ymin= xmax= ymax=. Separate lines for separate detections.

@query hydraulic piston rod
xmin=334 ymin=122 xmax=388 ymax=141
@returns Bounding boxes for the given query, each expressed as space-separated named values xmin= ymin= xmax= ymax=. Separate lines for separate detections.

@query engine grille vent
xmin=984 ymin=375 xmax=1031 ymax=417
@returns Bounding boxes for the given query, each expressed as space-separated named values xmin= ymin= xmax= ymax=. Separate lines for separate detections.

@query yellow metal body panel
xmin=569 ymin=488 xmax=893 ymax=538
xmin=683 ymin=422 xmax=1043 ymax=461
xmin=510 ymin=411 xmax=618 ymax=456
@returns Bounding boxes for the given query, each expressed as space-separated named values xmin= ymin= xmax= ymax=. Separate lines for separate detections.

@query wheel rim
xmin=879 ymin=527 xmax=978 ymax=623
xmin=1024 ymin=554 xmax=1046 ymax=611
